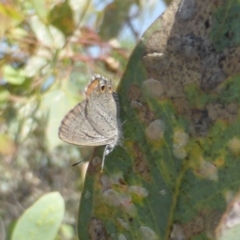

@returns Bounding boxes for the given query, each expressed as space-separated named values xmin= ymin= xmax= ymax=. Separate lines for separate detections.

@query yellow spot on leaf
xmin=228 ymin=137 xmax=240 ymax=156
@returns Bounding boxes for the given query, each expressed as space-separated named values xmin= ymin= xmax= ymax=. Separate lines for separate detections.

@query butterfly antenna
xmin=72 ymin=160 xmax=83 ymax=167
xmin=72 ymin=149 xmax=95 ymax=167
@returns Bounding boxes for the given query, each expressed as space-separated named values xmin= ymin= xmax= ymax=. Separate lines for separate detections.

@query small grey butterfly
xmin=58 ymin=74 xmax=121 ymax=171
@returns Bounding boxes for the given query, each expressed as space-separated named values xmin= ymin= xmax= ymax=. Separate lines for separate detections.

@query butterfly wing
xmin=58 ymin=100 xmax=113 ymax=146
xmin=86 ymin=87 xmax=120 ymax=138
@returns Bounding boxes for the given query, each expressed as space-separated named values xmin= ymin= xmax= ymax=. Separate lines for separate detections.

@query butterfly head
xmin=86 ymin=74 xmax=112 ymax=97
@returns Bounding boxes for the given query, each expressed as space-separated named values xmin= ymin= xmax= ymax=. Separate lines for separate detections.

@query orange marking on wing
xmin=85 ymin=79 xmax=100 ymax=97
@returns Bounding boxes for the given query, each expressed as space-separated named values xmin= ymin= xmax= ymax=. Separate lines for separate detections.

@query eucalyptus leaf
xmin=3 ymin=65 xmax=26 ymax=85
xmin=12 ymin=192 xmax=65 ymax=240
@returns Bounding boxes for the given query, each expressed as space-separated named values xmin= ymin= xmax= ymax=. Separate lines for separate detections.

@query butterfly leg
xmin=101 ymin=144 xmax=114 ymax=172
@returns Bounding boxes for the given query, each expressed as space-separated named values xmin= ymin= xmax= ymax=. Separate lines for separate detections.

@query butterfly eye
xmin=101 ymin=85 xmax=105 ymax=92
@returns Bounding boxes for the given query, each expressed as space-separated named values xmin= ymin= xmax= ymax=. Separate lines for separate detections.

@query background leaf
xmin=3 ymin=65 xmax=26 ymax=85
xmin=49 ymin=0 xmax=75 ymax=37
xmin=12 ymin=192 xmax=65 ymax=240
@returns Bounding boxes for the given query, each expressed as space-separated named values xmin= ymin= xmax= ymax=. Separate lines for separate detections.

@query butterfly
xmin=58 ymin=74 xmax=121 ymax=171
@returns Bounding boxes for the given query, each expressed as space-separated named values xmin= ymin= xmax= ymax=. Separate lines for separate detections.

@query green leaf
xmin=32 ymin=0 xmax=49 ymax=23
xmin=49 ymin=0 xmax=75 ymax=37
xmin=0 ymin=88 xmax=10 ymax=101
xmin=3 ymin=65 xmax=26 ymax=85
xmin=0 ymin=3 xmax=23 ymax=35
xmin=12 ymin=192 xmax=65 ymax=240
xmin=98 ymin=0 xmax=132 ymax=40
xmin=24 ymin=55 xmax=47 ymax=78
xmin=211 ymin=1 xmax=240 ymax=51
xmin=218 ymin=225 xmax=240 ymax=240
xmin=59 ymin=224 xmax=75 ymax=239
xmin=0 ymin=3 xmax=23 ymax=20
xmin=0 ymin=134 xmax=15 ymax=155
xmin=29 ymin=16 xmax=65 ymax=48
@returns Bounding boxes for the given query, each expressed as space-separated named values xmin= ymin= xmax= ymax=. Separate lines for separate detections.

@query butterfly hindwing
xmin=58 ymin=100 xmax=112 ymax=146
